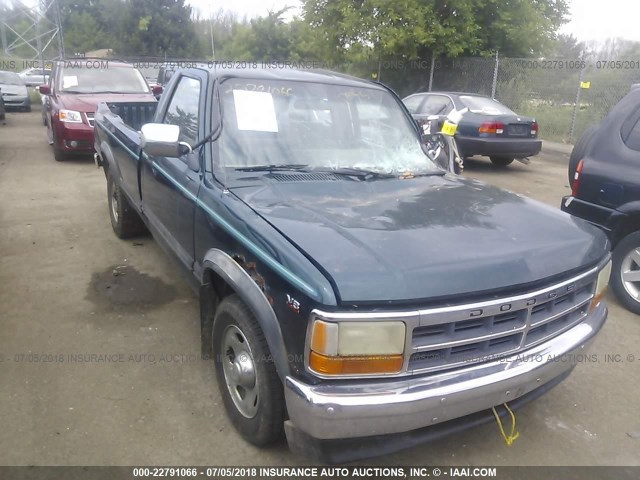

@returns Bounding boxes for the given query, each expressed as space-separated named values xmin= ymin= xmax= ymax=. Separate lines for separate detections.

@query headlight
xmin=591 ymin=260 xmax=611 ymax=310
xmin=58 ymin=109 xmax=83 ymax=123
xmin=308 ymin=317 xmax=405 ymax=375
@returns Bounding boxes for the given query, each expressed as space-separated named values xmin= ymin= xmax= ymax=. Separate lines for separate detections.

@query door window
xmin=403 ymin=94 xmax=426 ymax=114
xmin=419 ymin=95 xmax=454 ymax=115
xmin=163 ymin=76 xmax=201 ymax=145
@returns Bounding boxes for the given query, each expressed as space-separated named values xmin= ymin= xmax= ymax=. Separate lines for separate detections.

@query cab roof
xmin=194 ymin=64 xmax=386 ymax=90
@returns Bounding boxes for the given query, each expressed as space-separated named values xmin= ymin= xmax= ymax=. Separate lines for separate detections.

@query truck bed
xmin=95 ymin=101 xmax=157 ymax=157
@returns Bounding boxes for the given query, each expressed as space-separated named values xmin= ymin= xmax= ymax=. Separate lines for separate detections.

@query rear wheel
xmin=212 ymin=295 xmax=285 ymax=446
xmin=107 ymin=174 xmax=147 ymax=238
xmin=490 ymin=156 xmax=514 ymax=167
xmin=611 ymin=231 xmax=640 ymax=314
xmin=568 ymin=125 xmax=598 ymax=183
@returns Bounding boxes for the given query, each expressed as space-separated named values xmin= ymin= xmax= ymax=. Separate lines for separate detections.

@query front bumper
xmin=285 ymin=302 xmax=606 ymax=442
xmin=2 ymin=95 xmax=30 ymax=109
xmin=457 ymin=136 xmax=542 ymax=158
xmin=53 ymin=120 xmax=95 ymax=153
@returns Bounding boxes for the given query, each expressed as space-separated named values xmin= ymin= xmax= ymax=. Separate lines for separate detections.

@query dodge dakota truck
xmin=94 ymin=66 xmax=611 ymax=463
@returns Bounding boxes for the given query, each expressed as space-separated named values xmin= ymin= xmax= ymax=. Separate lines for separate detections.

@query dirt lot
xmin=1 ymin=111 xmax=639 ymax=466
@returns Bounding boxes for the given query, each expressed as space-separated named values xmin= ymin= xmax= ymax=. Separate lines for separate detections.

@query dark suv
xmin=562 ymin=86 xmax=640 ymax=313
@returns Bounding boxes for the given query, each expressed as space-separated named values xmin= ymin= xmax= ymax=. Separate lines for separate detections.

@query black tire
xmin=568 ymin=125 xmax=598 ymax=183
xmin=490 ymin=156 xmax=515 ymax=167
xmin=212 ymin=295 xmax=285 ymax=446
xmin=51 ymin=132 xmax=66 ymax=162
xmin=107 ymin=174 xmax=147 ymax=238
xmin=53 ymin=144 xmax=66 ymax=162
xmin=24 ymin=104 xmax=31 ymax=112
xmin=610 ymin=231 xmax=640 ymax=315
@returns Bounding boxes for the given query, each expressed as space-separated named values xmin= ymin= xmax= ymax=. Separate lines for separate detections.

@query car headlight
xmin=591 ymin=260 xmax=611 ymax=310
xmin=58 ymin=109 xmax=83 ymax=123
xmin=308 ymin=317 xmax=405 ymax=375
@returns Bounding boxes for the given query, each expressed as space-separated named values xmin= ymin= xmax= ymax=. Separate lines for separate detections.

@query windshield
xmin=459 ymin=95 xmax=515 ymax=115
xmin=0 ymin=72 xmax=24 ymax=86
xmin=58 ymin=66 xmax=149 ymax=94
xmin=218 ymin=79 xmax=438 ymax=177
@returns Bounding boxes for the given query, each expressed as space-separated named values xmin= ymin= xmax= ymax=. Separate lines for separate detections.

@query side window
xmin=419 ymin=95 xmax=453 ymax=115
xmin=163 ymin=76 xmax=200 ymax=145
xmin=621 ymin=106 xmax=640 ymax=151
xmin=403 ymin=95 xmax=425 ymax=114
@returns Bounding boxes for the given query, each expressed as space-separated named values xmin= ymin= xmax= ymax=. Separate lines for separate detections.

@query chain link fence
xmin=375 ymin=54 xmax=640 ymax=144
xmin=4 ymin=52 xmax=640 ymax=144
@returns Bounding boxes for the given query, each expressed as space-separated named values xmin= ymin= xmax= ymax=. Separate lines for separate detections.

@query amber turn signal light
xmin=309 ymin=351 xmax=403 ymax=375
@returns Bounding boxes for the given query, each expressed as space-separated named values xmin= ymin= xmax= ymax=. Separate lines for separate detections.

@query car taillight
xmin=479 ymin=121 xmax=504 ymax=135
xmin=531 ymin=122 xmax=539 ymax=136
xmin=572 ymin=159 xmax=584 ymax=196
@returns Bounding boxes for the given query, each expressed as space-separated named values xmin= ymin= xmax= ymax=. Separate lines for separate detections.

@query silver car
xmin=19 ymin=67 xmax=51 ymax=87
xmin=0 ymin=71 xmax=31 ymax=112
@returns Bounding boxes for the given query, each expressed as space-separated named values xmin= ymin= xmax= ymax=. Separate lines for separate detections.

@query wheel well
xmin=613 ymin=214 xmax=640 ymax=248
xmin=200 ymin=268 xmax=235 ymax=359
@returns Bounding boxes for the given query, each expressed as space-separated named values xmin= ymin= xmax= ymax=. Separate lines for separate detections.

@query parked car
xmin=0 ymin=88 xmax=5 ymax=121
xmin=0 ymin=71 xmax=31 ymax=112
xmin=562 ymin=86 xmax=640 ymax=314
xmin=95 ymin=66 xmax=609 ymax=462
xmin=39 ymin=60 xmax=158 ymax=161
xmin=403 ymin=92 xmax=541 ymax=166
xmin=19 ymin=67 xmax=51 ymax=87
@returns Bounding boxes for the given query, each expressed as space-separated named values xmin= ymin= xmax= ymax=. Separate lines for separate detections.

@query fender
xmin=201 ymin=248 xmax=291 ymax=379
xmin=99 ymin=139 xmax=121 ymax=180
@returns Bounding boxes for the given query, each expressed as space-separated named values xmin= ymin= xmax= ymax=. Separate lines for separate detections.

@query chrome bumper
xmin=285 ymin=302 xmax=606 ymax=440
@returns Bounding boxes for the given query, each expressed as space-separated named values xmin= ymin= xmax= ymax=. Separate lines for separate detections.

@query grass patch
xmin=28 ymin=88 xmax=42 ymax=105
xmin=519 ymin=104 xmax=605 ymax=144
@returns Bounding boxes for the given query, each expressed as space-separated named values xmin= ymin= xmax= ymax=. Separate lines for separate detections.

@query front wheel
xmin=611 ymin=231 xmax=640 ymax=314
xmin=490 ymin=156 xmax=515 ymax=167
xmin=212 ymin=295 xmax=285 ymax=446
xmin=107 ymin=174 xmax=147 ymax=238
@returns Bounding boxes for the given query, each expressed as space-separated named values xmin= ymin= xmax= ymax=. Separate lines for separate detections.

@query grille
xmin=407 ymin=271 xmax=596 ymax=374
xmin=85 ymin=112 xmax=95 ymax=127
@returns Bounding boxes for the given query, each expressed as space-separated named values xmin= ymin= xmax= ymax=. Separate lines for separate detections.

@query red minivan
xmin=40 ymin=60 xmax=159 ymax=161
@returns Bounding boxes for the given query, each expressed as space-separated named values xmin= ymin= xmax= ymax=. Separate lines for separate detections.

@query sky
xmin=187 ymin=0 xmax=640 ymax=43
xmin=561 ymin=0 xmax=640 ymax=42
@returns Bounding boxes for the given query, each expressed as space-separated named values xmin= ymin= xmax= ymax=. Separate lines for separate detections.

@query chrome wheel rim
xmin=110 ymin=188 xmax=119 ymax=223
xmin=621 ymin=247 xmax=640 ymax=302
xmin=221 ymin=325 xmax=258 ymax=418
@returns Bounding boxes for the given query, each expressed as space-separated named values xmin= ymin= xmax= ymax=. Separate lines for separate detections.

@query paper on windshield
xmin=63 ymin=76 xmax=78 ymax=89
xmin=233 ymin=90 xmax=278 ymax=132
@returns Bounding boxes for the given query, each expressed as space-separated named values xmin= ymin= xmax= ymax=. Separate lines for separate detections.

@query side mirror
xmin=38 ymin=84 xmax=51 ymax=95
xmin=151 ymin=85 xmax=163 ymax=96
xmin=141 ymin=123 xmax=191 ymax=158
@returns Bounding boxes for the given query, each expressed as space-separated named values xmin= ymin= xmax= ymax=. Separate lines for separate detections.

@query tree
xmin=302 ymin=0 xmax=570 ymax=60
xmin=119 ymin=0 xmax=204 ymax=57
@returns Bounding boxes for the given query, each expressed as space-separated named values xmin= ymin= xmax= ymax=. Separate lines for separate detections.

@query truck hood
xmin=230 ymin=175 xmax=609 ymax=303
xmin=58 ymin=93 xmax=155 ymax=112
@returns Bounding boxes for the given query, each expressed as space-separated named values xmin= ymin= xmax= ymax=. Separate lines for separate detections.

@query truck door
xmin=140 ymin=73 xmax=204 ymax=270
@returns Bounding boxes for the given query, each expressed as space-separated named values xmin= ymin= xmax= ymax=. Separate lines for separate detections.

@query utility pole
xmin=209 ymin=3 xmax=216 ymax=61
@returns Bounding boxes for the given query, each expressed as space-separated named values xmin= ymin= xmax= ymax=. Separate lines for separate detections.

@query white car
xmin=19 ymin=68 xmax=51 ymax=87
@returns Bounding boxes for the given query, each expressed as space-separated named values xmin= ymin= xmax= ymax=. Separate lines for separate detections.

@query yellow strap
xmin=491 ymin=403 xmax=520 ymax=446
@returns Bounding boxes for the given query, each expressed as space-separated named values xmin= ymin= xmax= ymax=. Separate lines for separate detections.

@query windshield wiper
xmin=91 ymin=90 xmax=141 ymax=94
xmin=313 ymin=167 xmax=396 ymax=180
xmin=234 ymin=164 xmax=309 ymax=172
